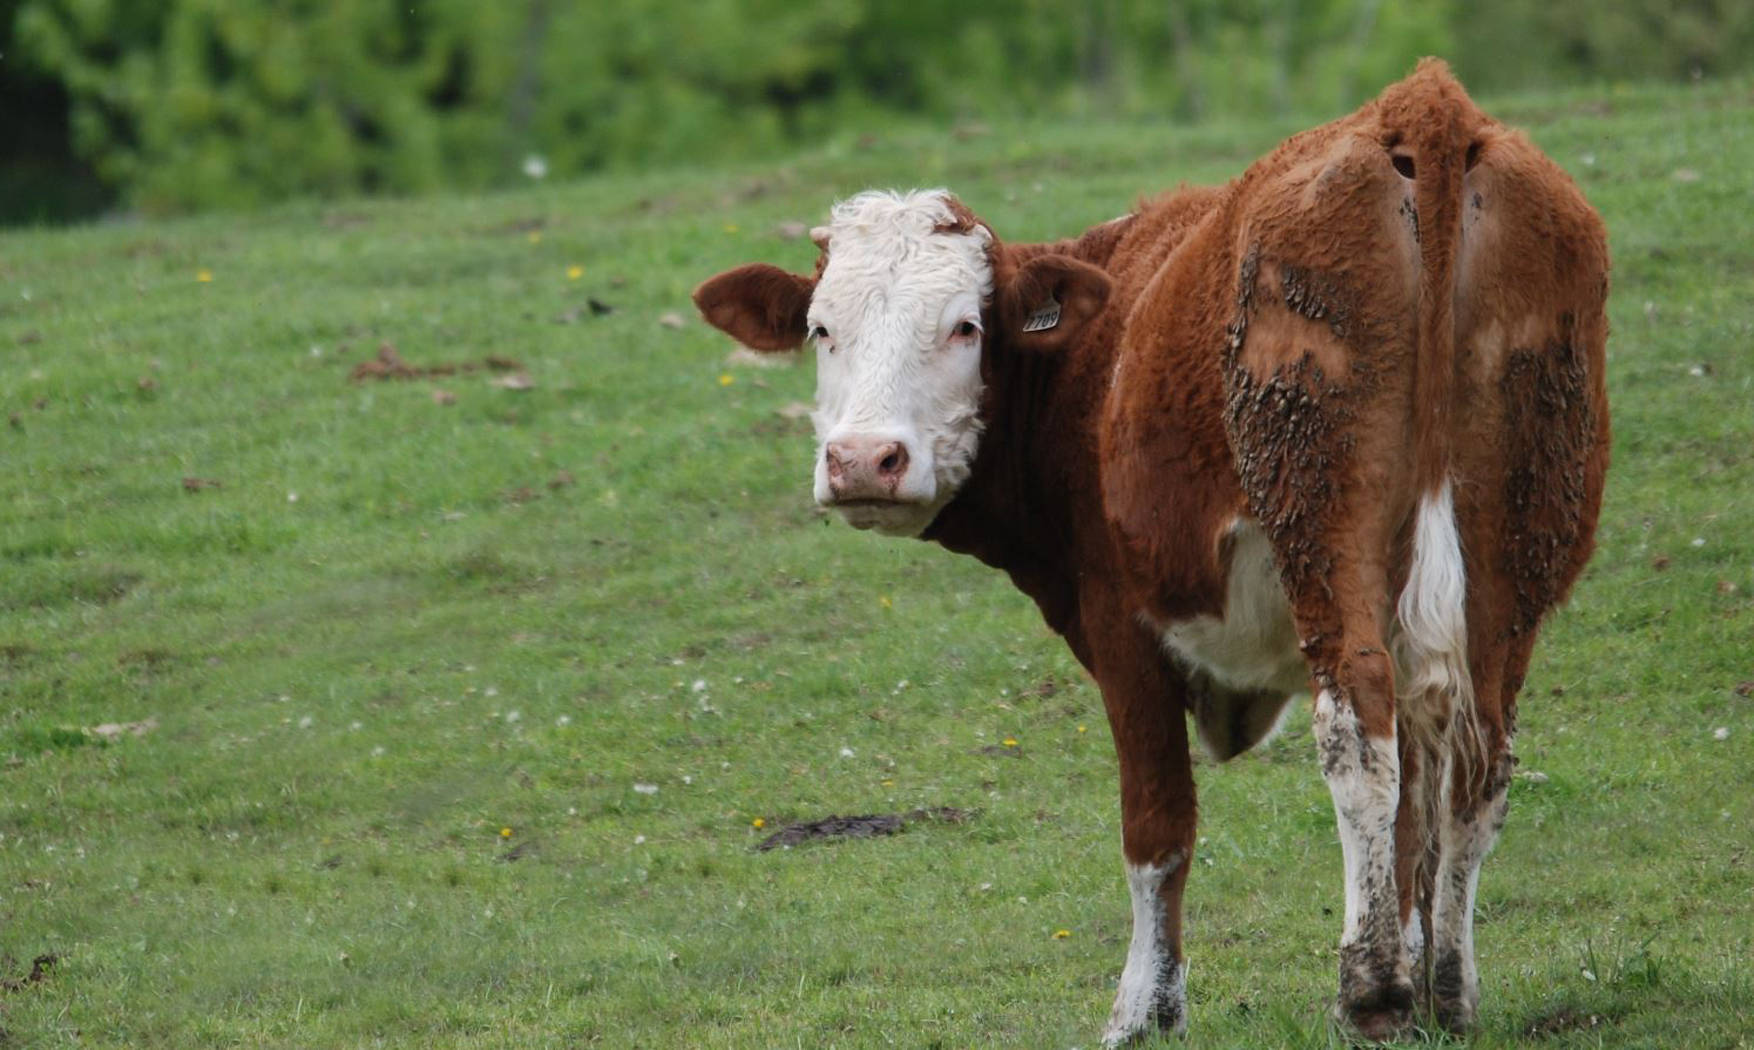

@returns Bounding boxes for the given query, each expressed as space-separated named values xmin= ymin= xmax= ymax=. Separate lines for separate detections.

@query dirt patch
xmin=755 ymin=807 xmax=970 ymax=852
xmin=348 ymin=342 xmax=523 ymax=382
xmin=0 ymin=953 xmax=57 ymax=992
xmin=972 ymin=745 xmax=1023 ymax=758
xmin=1016 ymin=674 xmax=1064 ymax=701
xmin=87 ymin=718 xmax=158 ymax=742
xmin=553 ymin=299 xmax=616 ymax=324
xmin=1523 ymin=1005 xmax=1606 ymax=1038
xmin=497 ymin=840 xmax=537 ymax=863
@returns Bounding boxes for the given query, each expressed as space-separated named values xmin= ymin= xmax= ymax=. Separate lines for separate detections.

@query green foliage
xmin=11 ymin=0 xmax=1754 ymax=216
xmin=0 ymin=0 xmax=1463 ymax=216
xmin=1455 ymin=0 xmax=1754 ymax=93
xmin=14 ymin=0 xmax=515 ymax=212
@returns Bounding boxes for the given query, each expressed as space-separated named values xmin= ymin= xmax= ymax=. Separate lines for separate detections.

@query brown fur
xmin=693 ymin=60 xmax=1609 ymax=1041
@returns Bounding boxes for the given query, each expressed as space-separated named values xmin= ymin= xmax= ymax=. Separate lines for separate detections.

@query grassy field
xmin=1 ymin=76 xmax=1751 ymax=1049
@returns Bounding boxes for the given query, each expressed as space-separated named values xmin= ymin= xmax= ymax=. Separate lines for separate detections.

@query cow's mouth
xmin=827 ymin=497 xmax=910 ymax=510
xmin=823 ymin=496 xmax=937 ymax=535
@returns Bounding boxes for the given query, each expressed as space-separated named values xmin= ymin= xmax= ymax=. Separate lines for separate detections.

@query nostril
xmin=876 ymin=444 xmax=909 ymax=478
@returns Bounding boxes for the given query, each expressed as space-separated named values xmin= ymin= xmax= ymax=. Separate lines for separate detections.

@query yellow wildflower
xmin=195 ymin=269 xmax=214 ymax=283
xmin=1053 ymin=929 xmax=1071 ymax=940
xmin=719 ymin=373 xmax=734 ymax=386
xmin=1003 ymin=737 xmax=1018 ymax=748
xmin=752 ymin=817 xmax=765 ymax=829
xmin=499 ymin=827 xmax=513 ymax=838
xmin=879 ymin=595 xmax=893 ymax=610
xmin=566 ymin=264 xmax=583 ymax=280
xmin=1077 ymin=725 xmax=1087 ymax=734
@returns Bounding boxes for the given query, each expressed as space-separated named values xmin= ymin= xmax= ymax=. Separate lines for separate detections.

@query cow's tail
xmin=1387 ymin=59 xmax=1485 ymax=926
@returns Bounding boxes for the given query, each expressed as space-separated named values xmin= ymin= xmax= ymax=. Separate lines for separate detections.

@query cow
xmin=693 ymin=60 xmax=1609 ymax=1043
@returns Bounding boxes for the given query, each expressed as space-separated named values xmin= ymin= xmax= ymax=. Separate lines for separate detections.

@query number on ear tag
xmin=1022 ymin=297 xmax=1062 ymax=333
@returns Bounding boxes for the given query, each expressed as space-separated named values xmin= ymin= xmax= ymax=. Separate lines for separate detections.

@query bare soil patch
xmin=755 ymin=807 xmax=970 ymax=852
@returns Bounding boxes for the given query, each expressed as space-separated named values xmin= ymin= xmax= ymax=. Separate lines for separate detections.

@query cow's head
xmin=694 ymin=189 xmax=1110 ymax=536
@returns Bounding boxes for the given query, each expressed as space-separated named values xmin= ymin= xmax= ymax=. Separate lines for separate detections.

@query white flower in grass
xmin=522 ymin=154 xmax=548 ymax=179
xmin=633 ymin=782 xmax=658 ymax=795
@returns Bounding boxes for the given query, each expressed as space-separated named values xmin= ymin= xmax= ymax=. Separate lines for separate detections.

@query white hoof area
xmin=1102 ymin=959 xmax=1186 ymax=1045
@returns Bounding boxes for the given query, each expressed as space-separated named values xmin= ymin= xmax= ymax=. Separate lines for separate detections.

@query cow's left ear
xmin=692 ymin=263 xmax=815 ymax=352
xmin=996 ymin=252 xmax=1112 ymax=352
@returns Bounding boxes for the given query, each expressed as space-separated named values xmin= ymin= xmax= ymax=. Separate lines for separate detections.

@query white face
xmin=805 ymin=190 xmax=994 ymax=536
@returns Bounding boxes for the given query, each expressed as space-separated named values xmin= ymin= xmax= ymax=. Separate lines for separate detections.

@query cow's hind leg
xmin=1427 ymin=740 xmax=1510 ymax=1031
xmin=1311 ymin=652 xmax=1414 ymax=1040
xmin=1422 ymin=628 xmax=1527 ymax=1031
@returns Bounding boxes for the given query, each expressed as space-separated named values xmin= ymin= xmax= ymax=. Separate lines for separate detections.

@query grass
xmin=1 ymin=75 xmax=1751 ymax=1049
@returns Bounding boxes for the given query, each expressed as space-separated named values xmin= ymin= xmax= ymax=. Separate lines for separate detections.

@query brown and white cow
xmin=694 ymin=60 xmax=1608 ymax=1043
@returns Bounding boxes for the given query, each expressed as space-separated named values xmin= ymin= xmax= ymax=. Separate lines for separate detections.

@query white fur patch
xmin=1103 ymin=856 xmax=1188 ymax=1046
xmin=1313 ymin=690 xmax=1401 ymax=944
xmin=1159 ymin=519 xmax=1307 ymax=696
xmin=806 ymin=190 xmax=993 ymax=536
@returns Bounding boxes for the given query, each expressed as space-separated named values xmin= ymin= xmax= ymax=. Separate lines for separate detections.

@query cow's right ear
xmin=692 ymin=264 xmax=815 ymax=352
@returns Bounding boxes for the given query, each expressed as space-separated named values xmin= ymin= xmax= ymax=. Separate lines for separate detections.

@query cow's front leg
xmin=1092 ymin=631 xmax=1196 ymax=1045
xmin=1313 ymin=662 xmax=1415 ymax=1040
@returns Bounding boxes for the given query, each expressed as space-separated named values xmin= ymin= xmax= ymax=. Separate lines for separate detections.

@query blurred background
xmin=3 ymin=0 xmax=1750 ymax=226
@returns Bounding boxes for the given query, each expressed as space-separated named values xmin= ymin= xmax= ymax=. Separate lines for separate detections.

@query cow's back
xmin=1099 ymin=59 xmax=1609 ymax=712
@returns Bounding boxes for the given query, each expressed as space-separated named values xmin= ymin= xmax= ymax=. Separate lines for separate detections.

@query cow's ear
xmin=692 ymin=263 xmax=815 ymax=352
xmin=996 ymin=253 xmax=1111 ymax=352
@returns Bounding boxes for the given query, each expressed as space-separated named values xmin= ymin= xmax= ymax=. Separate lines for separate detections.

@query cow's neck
xmin=920 ymin=226 xmax=1133 ymax=643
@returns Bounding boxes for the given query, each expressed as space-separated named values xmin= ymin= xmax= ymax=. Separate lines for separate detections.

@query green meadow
xmin=1 ymin=78 xmax=1750 ymax=1048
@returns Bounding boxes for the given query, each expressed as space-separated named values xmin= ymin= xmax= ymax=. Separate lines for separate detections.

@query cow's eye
xmin=951 ymin=320 xmax=981 ymax=340
xmin=809 ymin=324 xmax=831 ymax=344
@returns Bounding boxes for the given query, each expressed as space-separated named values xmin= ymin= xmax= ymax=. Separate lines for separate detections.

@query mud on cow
xmin=693 ymin=60 xmax=1609 ymax=1043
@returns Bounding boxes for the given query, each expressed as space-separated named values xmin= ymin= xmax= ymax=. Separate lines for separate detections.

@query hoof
xmin=1101 ymin=1007 xmax=1186 ymax=1047
xmin=1103 ymin=958 xmax=1187 ymax=1046
xmin=1432 ymin=1003 xmax=1477 ymax=1035
xmin=1429 ymin=949 xmax=1478 ymax=1033
xmin=1340 ymin=1004 xmax=1413 ymax=1043
xmin=1336 ymin=940 xmax=1414 ymax=1042
xmin=1337 ymin=977 xmax=1416 ymax=1043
